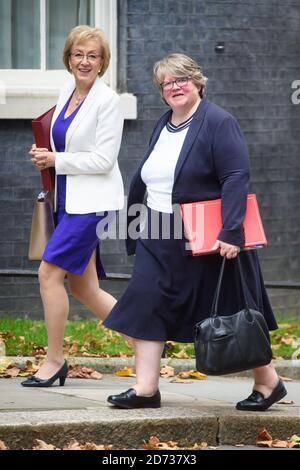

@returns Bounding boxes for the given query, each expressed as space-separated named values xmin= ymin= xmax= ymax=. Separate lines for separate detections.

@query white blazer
xmin=50 ymin=77 xmax=124 ymax=214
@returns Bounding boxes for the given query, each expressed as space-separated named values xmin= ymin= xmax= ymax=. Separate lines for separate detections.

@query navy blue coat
xmin=104 ymin=97 xmax=277 ymax=339
xmin=126 ymin=97 xmax=250 ymax=255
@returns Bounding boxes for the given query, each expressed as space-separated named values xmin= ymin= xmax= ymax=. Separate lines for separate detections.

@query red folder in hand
xmin=181 ymin=194 xmax=267 ymax=256
xmin=32 ymin=106 xmax=56 ymax=191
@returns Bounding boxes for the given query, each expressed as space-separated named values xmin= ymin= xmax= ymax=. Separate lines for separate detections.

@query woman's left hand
xmin=31 ymin=150 xmax=56 ymax=170
xmin=212 ymin=240 xmax=240 ymax=259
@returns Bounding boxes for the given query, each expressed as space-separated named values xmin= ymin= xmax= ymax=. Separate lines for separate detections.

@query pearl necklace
xmin=74 ymin=92 xmax=87 ymax=106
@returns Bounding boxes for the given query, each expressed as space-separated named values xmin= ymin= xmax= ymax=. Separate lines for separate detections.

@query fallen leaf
xmin=291 ymin=347 xmax=300 ymax=360
xmin=81 ymin=442 xmax=113 ymax=450
xmin=191 ymin=442 xmax=209 ymax=449
xmin=257 ymin=440 xmax=273 ymax=447
xmin=160 ymin=365 xmax=175 ymax=378
xmin=279 ymin=376 xmax=293 ymax=382
xmin=256 ymin=429 xmax=300 ymax=449
xmin=170 ymin=378 xmax=193 ymax=384
xmin=115 ymin=367 xmax=136 ymax=377
xmin=0 ymin=332 xmax=13 ymax=340
xmin=0 ymin=440 xmax=8 ymax=450
xmin=256 ymin=428 xmax=273 ymax=443
xmin=277 ymin=323 xmax=294 ymax=329
xmin=67 ymin=342 xmax=80 ymax=356
xmin=156 ymin=442 xmax=180 ymax=450
xmin=32 ymin=439 xmax=60 ymax=450
xmin=172 ymin=350 xmax=189 ymax=359
xmin=63 ymin=439 xmax=83 ymax=450
xmin=189 ymin=370 xmax=207 ymax=380
xmin=0 ymin=359 xmax=13 ymax=374
xmin=176 ymin=370 xmax=207 ymax=380
xmin=81 ymin=351 xmax=109 ymax=358
xmin=90 ymin=371 xmax=103 ymax=380
xmin=64 ymin=336 xmax=72 ymax=344
xmin=143 ymin=436 xmax=161 ymax=450
xmin=177 ymin=371 xmax=191 ymax=379
xmin=271 ymin=439 xmax=288 ymax=448
xmin=25 ymin=360 xmax=39 ymax=374
xmin=63 ymin=439 xmax=113 ymax=451
xmin=3 ymin=366 xmax=21 ymax=378
xmin=143 ymin=436 xmax=180 ymax=450
xmin=280 ymin=334 xmax=296 ymax=346
xmin=165 ymin=341 xmax=177 ymax=349
xmin=288 ymin=441 xmax=300 ymax=448
xmin=32 ymin=347 xmax=47 ymax=356
xmin=67 ymin=365 xmax=101 ymax=379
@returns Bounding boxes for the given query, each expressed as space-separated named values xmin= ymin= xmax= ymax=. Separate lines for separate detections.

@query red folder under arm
xmin=181 ymin=194 xmax=267 ymax=256
xmin=31 ymin=106 xmax=56 ymax=191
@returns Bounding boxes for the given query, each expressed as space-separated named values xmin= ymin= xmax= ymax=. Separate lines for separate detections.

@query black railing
xmin=0 ymin=269 xmax=299 ymax=289
xmin=0 ymin=269 xmax=131 ymax=281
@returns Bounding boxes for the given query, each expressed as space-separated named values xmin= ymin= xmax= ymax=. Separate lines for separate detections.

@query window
xmin=0 ymin=0 xmax=95 ymax=70
xmin=46 ymin=0 xmax=95 ymax=69
xmin=0 ymin=0 xmax=136 ymax=119
xmin=0 ymin=0 xmax=40 ymax=69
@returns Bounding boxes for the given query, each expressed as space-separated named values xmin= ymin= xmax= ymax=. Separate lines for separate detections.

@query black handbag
xmin=194 ymin=256 xmax=272 ymax=375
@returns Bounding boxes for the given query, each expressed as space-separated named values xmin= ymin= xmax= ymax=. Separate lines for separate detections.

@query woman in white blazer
xmin=22 ymin=25 xmax=125 ymax=387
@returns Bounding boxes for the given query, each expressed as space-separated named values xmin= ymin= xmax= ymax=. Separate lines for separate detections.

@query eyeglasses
xmin=69 ymin=53 xmax=101 ymax=63
xmin=160 ymin=76 xmax=192 ymax=91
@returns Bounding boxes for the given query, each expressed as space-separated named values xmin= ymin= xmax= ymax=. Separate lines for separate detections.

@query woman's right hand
xmin=29 ymin=144 xmax=49 ymax=170
xmin=212 ymin=240 xmax=240 ymax=259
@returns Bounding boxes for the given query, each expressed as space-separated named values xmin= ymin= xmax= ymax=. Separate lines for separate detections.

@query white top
xmin=141 ymin=118 xmax=192 ymax=213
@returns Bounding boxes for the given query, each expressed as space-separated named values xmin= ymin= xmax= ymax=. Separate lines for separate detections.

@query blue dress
xmin=43 ymin=93 xmax=106 ymax=278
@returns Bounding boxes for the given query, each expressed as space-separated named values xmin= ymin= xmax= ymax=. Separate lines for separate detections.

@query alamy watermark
xmin=291 ymin=80 xmax=300 ymax=104
xmin=96 ymin=198 xmax=208 ymax=252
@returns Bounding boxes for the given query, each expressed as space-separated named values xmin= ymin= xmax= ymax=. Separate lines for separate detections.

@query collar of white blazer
xmin=50 ymin=77 xmax=121 ymax=154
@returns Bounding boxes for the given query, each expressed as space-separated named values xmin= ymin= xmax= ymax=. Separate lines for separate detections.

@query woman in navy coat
xmin=104 ymin=53 xmax=286 ymax=411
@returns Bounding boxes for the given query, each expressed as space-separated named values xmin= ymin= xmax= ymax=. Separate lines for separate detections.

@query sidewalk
xmin=0 ymin=359 xmax=300 ymax=450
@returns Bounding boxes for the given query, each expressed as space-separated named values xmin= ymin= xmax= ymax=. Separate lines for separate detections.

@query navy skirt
xmin=104 ymin=208 xmax=277 ymax=343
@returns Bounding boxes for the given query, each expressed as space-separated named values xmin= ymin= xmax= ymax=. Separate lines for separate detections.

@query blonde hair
xmin=153 ymin=53 xmax=207 ymax=97
xmin=63 ymin=25 xmax=110 ymax=77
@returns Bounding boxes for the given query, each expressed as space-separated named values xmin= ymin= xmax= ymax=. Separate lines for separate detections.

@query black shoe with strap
xmin=21 ymin=360 xmax=68 ymax=387
xmin=107 ymin=388 xmax=161 ymax=409
xmin=236 ymin=379 xmax=287 ymax=411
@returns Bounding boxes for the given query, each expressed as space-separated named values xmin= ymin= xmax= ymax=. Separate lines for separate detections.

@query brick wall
xmin=0 ymin=0 xmax=300 ymax=318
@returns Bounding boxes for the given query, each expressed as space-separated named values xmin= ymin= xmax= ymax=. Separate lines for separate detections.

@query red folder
xmin=180 ymin=194 xmax=267 ymax=256
xmin=32 ymin=106 xmax=56 ymax=191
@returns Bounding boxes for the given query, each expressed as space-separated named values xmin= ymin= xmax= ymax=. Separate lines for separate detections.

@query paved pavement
xmin=0 ymin=359 xmax=300 ymax=450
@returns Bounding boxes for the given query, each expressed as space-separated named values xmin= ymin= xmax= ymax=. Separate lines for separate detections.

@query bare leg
xmin=132 ymin=339 xmax=165 ymax=396
xmin=35 ymin=261 xmax=68 ymax=379
xmin=252 ymin=362 xmax=280 ymax=397
xmin=68 ymin=250 xmax=133 ymax=347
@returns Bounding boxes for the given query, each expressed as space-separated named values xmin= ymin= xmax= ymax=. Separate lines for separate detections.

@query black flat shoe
xmin=107 ymin=388 xmax=161 ymax=409
xmin=236 ymin=379 xmax=287 ymax=411
xmin=21 ymin=360 xmax=68 ymax=387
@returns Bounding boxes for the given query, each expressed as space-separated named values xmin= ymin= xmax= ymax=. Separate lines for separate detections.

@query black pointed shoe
xmin=107 ymin=388 xmax=161 ymax=409
xmin=21 ymin=360 xmax=68 ymax=387
xmin=236 ymin=379 xmax=287 ymax=411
